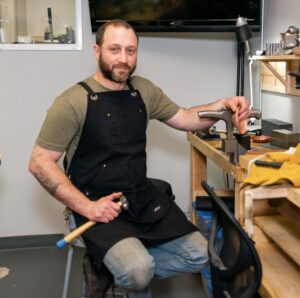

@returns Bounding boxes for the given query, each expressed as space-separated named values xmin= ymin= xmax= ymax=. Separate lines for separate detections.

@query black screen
xmin=89 ymin=0 xmax=261 ymax=32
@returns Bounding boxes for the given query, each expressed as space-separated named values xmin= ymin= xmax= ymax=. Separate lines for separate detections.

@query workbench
xmin=187 ymin=131 xmax=300 ymax=298
xmin=187 ymin=131 xmax=257 ymax=223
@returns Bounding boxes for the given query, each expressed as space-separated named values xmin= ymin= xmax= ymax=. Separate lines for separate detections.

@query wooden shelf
xmin=253 ymin=225 xmax=300 ymax=298
xmin=252 ymin=55 xmax=300 ymax=61
xmin=286 ymin=188 xmax=300 ymax=208
xmin=255 ymin=215 xmax=300 ymax=266
xmin=251 ymin=55 xmax=300 ymax=96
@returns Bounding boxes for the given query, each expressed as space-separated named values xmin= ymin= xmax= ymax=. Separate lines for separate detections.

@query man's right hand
xmin=85 ymin=192 xmax=123 ymax=223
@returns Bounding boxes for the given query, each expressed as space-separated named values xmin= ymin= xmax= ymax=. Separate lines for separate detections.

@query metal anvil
xmin=198 ymin=109 xmax=261 ymax=165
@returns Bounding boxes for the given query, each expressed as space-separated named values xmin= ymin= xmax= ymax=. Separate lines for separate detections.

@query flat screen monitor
xmin=88 ymin=0 xmax=261 ymax=32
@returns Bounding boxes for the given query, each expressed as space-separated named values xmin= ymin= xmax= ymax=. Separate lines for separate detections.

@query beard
xmin=99 ymin=56 xmax=136 ymax=83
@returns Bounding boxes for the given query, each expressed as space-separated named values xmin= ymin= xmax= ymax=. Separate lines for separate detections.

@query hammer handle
xmin=67 ymin=221 xmax=94 ymax=242
xmin=56 ymin=220 xmax=96 ymax=249
xmin=56 ymin=200 xmax=123 ymax=249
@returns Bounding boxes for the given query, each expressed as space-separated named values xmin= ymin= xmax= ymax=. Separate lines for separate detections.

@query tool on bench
xmin=195 ymin=125 xmax=220 ymax=140
xmin=254 ymin=160 xmax=282 ymax=169
xmin=198 ymin=108 xmax=261 ymax=165
xmin=56 ymin=195 xmax=129 ymax=249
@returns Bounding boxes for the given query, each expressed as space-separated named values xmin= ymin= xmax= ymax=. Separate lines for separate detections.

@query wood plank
xmin=286 ymin=59 xmax=300 ymax=96
xmin=261 ymin=61 xmax=286 ymax=87
xmin=253 ymin=226 xmax=300 ymax=298
xmin=259 ymin=277 xmax=281 ymax=298
xmin=260 ymin=61 xmax=286 ymax=92
xmin=193 ymin=189 xmax=234 ymax=198
xmin=287 ymin=188 xmax=300 ymax=208
xmin=187 ymin=132 xmax=244 ymax=182
xmin=190 ymin=144 xmax=207 ymax=224
xmin=252 ymin=55 xmax=300 ymax=61
xmin=255 ymin=215 xmax=300 ymax=266
xmin=273 ymin=199 xmax=300 ymax=231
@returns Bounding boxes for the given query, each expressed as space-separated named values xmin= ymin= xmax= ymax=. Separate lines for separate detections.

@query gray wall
xmin=0 ymin=0 xmax=297 ymax=237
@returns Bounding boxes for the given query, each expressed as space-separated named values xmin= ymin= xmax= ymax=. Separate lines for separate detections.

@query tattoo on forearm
xmin=34 ymin=171 xmax=60 ymax=196
xmin=30 ymin=149 xmax=63 ymax=197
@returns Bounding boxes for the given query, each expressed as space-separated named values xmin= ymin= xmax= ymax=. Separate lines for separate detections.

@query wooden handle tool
xmin=56 ymin=195 xmax=128 ymax=249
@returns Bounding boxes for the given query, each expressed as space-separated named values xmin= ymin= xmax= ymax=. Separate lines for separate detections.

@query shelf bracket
xmin=261 ymin=61 xmax=287 ymax=87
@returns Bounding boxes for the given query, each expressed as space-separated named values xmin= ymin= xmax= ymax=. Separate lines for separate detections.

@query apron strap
xmin=78 ymin=80 xmax=135 ymax=98
xmin=77 ymin=81 xmax=98 ymax=101
xmin=126 ymin=79 xmax=135 ymax=91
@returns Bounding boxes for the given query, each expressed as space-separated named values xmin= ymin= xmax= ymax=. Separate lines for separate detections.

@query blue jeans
xmin=103 ymin=231 xmax=209 ymax=298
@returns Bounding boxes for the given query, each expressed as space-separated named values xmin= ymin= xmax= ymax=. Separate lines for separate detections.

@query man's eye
xmin=111 ymin=48 xmax=119 ymax=53
xmin=127 ymin=48 xmax=136 ymax=54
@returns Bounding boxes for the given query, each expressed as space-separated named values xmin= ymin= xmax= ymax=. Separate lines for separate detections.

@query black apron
xmin=65 ymin=80 xmax=197 ymax=268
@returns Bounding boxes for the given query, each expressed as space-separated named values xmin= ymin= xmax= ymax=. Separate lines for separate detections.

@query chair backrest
xmin=201 ymin=181 xmax=262 ymax=298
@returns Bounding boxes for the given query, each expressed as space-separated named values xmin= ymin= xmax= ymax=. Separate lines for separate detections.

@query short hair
xmin=95 ymin=19 xmax=139 ymax=46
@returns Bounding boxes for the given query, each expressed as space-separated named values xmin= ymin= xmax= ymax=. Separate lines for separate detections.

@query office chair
xmin=61 ymin=178 xmax=175 ymax=298
xmin=201 ymin=181 xmax=262 ymax=298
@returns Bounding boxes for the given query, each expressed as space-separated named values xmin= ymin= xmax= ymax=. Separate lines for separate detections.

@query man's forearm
xmin=28 ymin=147 xmax=90 ymax=216
xmin=32 ymin=161 xmax=62 ymax=196
xmin=166 ymin=99 xmax=225 ymax=131
xmin=184 ymin=100 xmax=225 ymax=131
xmin=165 ymin=96 xmax=249 ymax=132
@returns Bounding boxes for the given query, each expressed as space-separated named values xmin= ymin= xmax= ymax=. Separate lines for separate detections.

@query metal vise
xmin=198 ymin=108 xmax=261 ymax=164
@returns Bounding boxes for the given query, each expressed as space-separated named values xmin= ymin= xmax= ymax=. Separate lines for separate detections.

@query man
xmin=28 ymin=20 xmax=249 ymax=298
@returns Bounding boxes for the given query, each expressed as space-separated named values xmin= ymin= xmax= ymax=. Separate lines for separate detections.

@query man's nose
xmin=119 ymin=49 xmax=128 ymax=63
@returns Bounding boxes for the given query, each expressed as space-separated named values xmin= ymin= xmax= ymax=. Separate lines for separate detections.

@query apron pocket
xmin=111 ymin=108 xmax=146 ymax=145
xmin=88 ymin=159 xmax=130 ymax=193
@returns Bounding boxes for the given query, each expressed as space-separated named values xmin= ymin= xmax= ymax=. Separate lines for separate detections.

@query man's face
xmin=97 ymin=26 xmax=138 ymax=83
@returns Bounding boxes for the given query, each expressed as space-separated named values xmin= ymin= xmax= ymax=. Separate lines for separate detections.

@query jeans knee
xmin=192 ymin=247 xmax=209 ymax=272
xmin=116 ymin=255 xmax=155 ymax=290
xmin=186 ymin=233 xmax=209 ymax=272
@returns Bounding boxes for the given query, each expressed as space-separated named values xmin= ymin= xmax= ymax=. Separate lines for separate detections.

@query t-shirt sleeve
xmin=35 ymin=88 xmax=84 ymax=152
xmin=148 ymin=85 xmax=180 ymax=122
xmin=132 ymin=77 xmax=180 ymax=122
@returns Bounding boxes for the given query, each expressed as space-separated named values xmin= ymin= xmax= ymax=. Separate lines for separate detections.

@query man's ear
xmin=93 ymin=44 xmax=101 ymax=60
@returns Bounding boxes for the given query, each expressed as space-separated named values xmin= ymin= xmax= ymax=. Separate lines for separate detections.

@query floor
xmin=0 ymin=245 xmax=209 ymax=298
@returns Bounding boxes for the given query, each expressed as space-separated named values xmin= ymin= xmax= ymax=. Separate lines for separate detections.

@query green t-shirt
xmin=36 ymin=75 xmax=180 ymax=163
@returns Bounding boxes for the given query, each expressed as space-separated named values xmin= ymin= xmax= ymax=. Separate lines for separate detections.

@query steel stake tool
xmin=198 ymin=109 xmax=261 ymax=165
xmin=56 ymin=195 xmax=129 ymax=249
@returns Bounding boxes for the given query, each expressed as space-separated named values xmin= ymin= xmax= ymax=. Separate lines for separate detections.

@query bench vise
xmin=198 ymin=109 xmax=261 ymax=165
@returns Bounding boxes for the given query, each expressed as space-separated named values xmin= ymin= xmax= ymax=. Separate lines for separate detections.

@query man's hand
xmin=85 ymin=192 xmax=123 ymax=223
xmin=222 ymin=96 xmax=250 ymax=134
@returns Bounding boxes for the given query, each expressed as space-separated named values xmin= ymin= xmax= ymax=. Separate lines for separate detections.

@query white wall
xmin=1 ymin=0 xmax=293 ymax=237
xmin=0 ymin=1 xmax=95 ymax=237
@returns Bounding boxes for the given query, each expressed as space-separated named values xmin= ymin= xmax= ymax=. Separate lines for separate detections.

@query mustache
xmin=113 ymin=63 xmax=131 ymax=69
